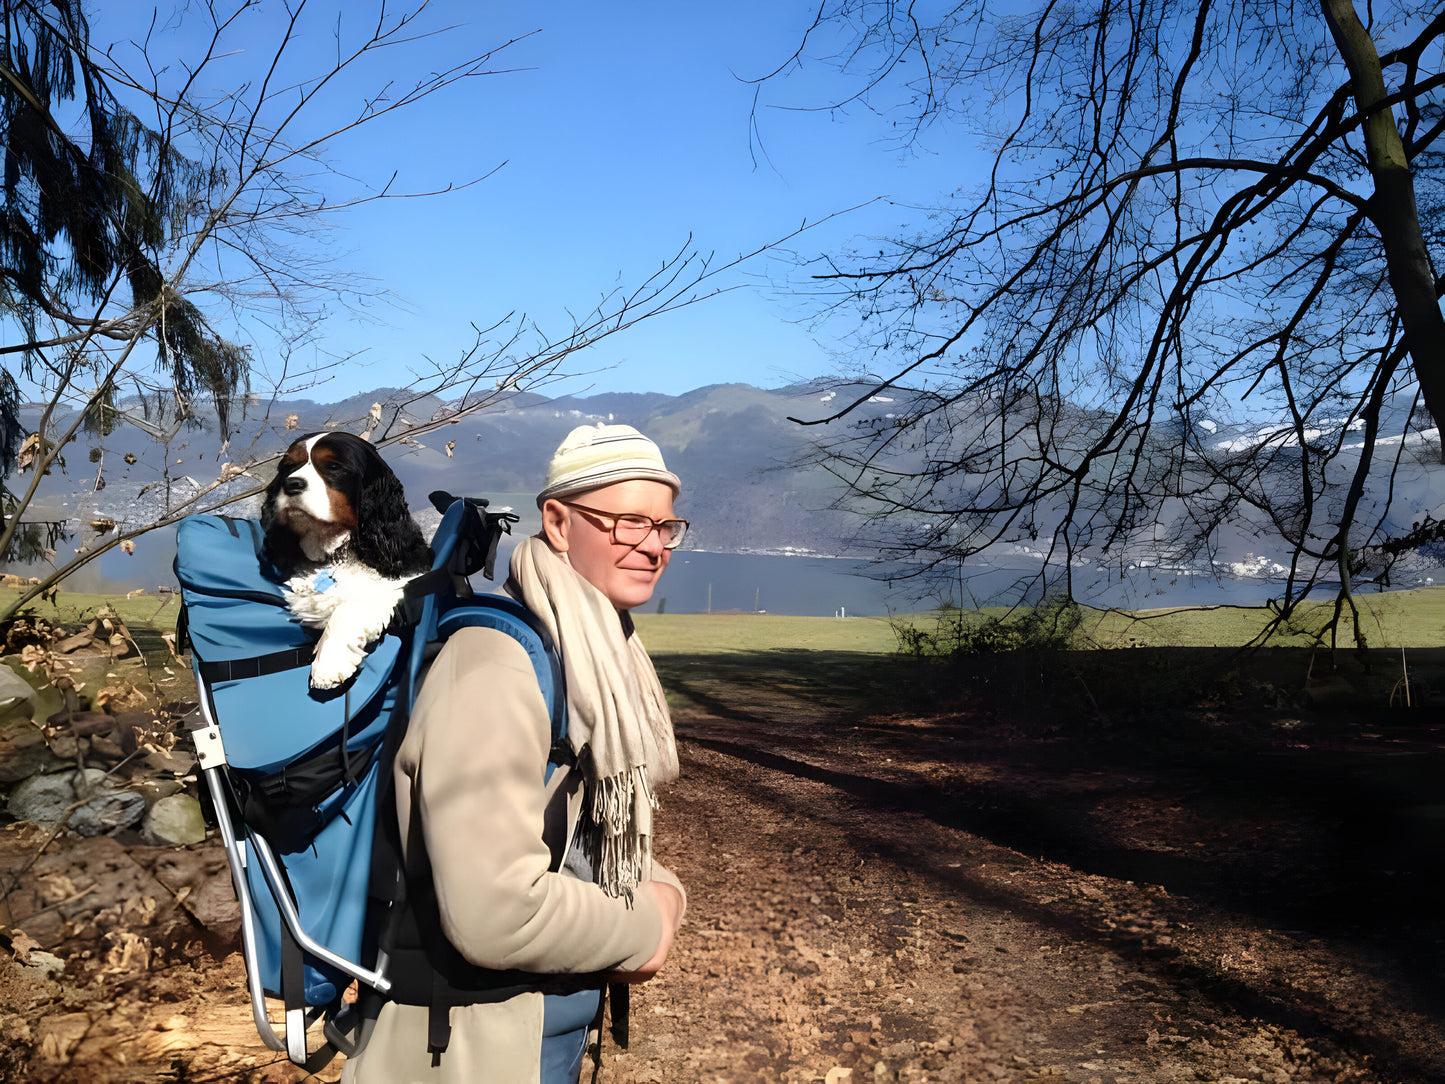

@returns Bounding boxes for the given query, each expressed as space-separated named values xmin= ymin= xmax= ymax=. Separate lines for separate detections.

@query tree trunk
xmin=1322 ymin=0 xmax=1445 ymax=462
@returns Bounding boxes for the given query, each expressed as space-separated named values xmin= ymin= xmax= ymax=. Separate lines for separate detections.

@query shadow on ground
xmin=655 ymin=645 xmax=1445 ymax=1020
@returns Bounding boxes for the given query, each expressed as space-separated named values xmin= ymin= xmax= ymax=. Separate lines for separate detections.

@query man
xmin=344 ymin=424 xmax=688 ymax=1083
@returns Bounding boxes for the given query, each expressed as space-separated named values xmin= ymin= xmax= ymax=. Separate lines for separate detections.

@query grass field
xmin=1081 ymin=585 xmax=1445 ymax=649
xmin=889 ymin=586 xmax=1445 ymax=652
xmin=8 ymin=582 xmax=1445 ymax=659
xmin=634 ymin=612 xmax=900 ymax=655
xmin=7 ymin=580 xmax=1442 ymax=728
xmin=4 ymin=587 xmax=184 ymax=632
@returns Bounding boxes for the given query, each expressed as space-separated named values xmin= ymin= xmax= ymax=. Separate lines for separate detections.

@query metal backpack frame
xmin=182 ymin=492 xmax=564 ymax=1066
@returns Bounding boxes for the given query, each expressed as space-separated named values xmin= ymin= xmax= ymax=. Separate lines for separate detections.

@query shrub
xmin=892 ymin=595 xmax=1084 ymax=657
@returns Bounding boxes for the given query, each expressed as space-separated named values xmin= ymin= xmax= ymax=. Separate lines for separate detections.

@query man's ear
xmin=540 ymin=498 xmax=570 ymax=552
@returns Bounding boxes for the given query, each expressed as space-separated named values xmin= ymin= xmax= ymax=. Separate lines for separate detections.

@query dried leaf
xmin=3 ymin=928 xmax=42 ymax=962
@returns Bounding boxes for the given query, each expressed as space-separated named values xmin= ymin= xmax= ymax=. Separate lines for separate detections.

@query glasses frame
xmin=559 ymin=500 xmax=690 ymax=550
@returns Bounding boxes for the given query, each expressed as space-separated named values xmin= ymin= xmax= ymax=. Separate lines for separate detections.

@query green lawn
xmin=1082 ymin=585 xmax=1445 ymax=649
xmin=634 ymin=612 xmax=899 ymax=655
xmin=5 ymin=585 xmax=183 ymax=634
xmin=9 ymin=582 xmax=1441 ymax=726
xmin=11 ymin=582 xmax=1445 ymax=659
xmin=888 ymin=586 xmax=1445 ymax=652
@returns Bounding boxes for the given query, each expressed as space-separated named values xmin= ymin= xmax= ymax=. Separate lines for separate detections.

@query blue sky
xmin=78 ymin=0 xmax=975 ymax=403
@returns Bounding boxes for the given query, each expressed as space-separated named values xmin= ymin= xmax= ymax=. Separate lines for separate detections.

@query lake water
xmin=19 ymin=528 xmax=1408 ymax=616
xmin=58 ymin=535 xmax=911 ymax=616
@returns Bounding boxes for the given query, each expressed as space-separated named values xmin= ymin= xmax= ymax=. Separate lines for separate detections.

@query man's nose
xmin=635 ymin=525 xmax=667 ymax=557
xmin=283 ymin=476 xmax=307 ymax=496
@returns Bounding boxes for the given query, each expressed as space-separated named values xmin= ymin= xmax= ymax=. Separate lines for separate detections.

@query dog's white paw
xmin=308 ymin=662 xmax=350 ymax=690
xmin=309 ymin=639 xmax=365 ymax=690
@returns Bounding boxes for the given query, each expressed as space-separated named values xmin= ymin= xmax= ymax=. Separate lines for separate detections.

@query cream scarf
xmin=506 ymin=535 xmax=678 ymax=901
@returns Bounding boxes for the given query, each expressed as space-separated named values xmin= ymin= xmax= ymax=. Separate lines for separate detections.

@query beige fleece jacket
xmin=341 ymin=625 xmax=684 ymax=1083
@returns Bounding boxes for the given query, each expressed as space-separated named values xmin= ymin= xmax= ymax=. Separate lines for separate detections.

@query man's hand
xmin=612 ymin=880 xmax=683 ymax=983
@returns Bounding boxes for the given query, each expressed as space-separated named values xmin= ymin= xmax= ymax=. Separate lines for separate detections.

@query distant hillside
xmin=10 ymin=381 xmax=872 ymax=562
xmin=11 ymin=379 xmax=1443 ymax=603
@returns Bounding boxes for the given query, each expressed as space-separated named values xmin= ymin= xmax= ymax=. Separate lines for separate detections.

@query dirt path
xmin=597 ymin=690 xmax=1445 ymax=1084
xmin=2 ymin=662 xmax=1442 ymax=1082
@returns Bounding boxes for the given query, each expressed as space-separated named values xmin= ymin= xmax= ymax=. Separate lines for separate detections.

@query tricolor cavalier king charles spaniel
xmin=261 ymin=432 xmax=432 ymax=689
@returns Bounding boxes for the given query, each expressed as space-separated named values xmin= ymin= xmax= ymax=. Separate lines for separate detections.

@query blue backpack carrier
xmin=175 ymin=493 xmax=566 ymax=1067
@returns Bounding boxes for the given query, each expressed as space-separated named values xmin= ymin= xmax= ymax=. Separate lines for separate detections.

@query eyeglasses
xmin=560 ymin=500 xmax=690 ymax=549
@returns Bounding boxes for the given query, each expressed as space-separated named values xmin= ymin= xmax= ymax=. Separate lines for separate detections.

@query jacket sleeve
xmin=396 ymin=626 xmax=662 ymax=974
xmin=649 ymin=860 xmax=687 ymax=922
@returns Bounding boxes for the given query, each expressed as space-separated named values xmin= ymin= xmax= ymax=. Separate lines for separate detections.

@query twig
xmin=1398 ymin=622 xmax=1411 ymax=708
xmin=10 ymin=885 xmax=98 ymax=925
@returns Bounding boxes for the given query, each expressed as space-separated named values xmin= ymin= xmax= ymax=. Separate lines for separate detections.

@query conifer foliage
xmin=0 ymin=0 xmax=245 ymax=459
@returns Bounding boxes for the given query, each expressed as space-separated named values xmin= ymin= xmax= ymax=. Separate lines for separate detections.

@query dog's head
xmin=261 ymin=432 xmax=432 ymax=578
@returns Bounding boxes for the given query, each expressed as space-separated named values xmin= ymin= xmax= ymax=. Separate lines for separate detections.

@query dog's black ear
xmin=259 ymin=484 xmax=280 ymax=531
xmin=258 ymin=479 xmax=306 ymax=574
xmin=262 ymin=434 xmax=314 ymax=532
xmin=353 ymin=456 xmax=433 ymax=578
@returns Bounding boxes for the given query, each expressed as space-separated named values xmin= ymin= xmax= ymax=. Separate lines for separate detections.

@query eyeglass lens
xmin=613 ymin=514 xmax=687 ymax=548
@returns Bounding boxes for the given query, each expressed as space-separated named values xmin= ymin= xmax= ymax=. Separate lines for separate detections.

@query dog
xmin=261 ymin=431 xmax=432 ymax=689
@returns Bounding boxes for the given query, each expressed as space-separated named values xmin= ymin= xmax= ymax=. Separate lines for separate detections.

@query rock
xmin=56 ymin=711 xmax=120 ymax=738
xmin=0 ymin=717 xmax=66 ymax=783
xmin=44 ymin=733 xmax=86 ymax=760
xmin=50 ymin=629 xmax=96 ymax=654
xmin=19 ymin=950 xmax=67 ymax=977
xmin=86 ymin=735 xmax=126 ymax=762
xmin=45 ymin=709 xmax=113 ymax=735
xmin=70 ymin=788 xmax=147 ymax=836
xmin=49 ymin=609 xmax=138 ymax=659
xmin=0 ymin=663 xmax=38 ymax=721
xmin=131 ymin=778 xmax=185 ymax=808
xmin=7 ymin=768 xmax=146 ymax=835
xmin=68 ymin=770 xmax=147 ymax=836
xmin=142 ymin=794 xmax=207 ymax=845
xmin=144 ymin=747 xmax=195 ymax=777
xmin=7 ymin=771 xmax=78 ymax=824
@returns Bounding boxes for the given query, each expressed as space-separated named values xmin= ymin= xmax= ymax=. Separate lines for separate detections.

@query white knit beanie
xmin=536 ymin=423 xmax=681 ymax=508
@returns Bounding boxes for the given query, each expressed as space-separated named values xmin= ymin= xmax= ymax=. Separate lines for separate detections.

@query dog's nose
xmin=283 ymin=477 xmax=307 ymax=496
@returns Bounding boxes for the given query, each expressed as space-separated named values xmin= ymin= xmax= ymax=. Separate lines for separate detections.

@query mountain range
xmin=9 ymin=382 xmax=876 ymax=588
xmin=9 ymin=380 xmax=1444 ymax=606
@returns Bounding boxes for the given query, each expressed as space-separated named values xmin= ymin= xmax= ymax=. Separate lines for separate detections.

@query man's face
xmin=544 ymin=479 xmax=678 ymax=610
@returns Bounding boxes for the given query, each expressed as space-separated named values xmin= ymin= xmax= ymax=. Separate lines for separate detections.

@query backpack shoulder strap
xmin=434 ymin=593 xmax=568 ymax=754
xmin=366 ymin=592 xmax=572 ymax=1055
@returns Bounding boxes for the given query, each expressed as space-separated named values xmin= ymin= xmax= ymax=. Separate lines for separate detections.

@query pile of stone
xmin=0 ymin=615 xmax=250 ymax=1083
xmin=0 ymin=622 xmax=205 ymax=848
xmin=43 ymin=607 xmax=137 ymax=660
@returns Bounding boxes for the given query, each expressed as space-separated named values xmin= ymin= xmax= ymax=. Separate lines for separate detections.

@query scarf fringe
xmin=586 ymin=766 xmax=659 ymax=902
xmin=507 ymin=537 xmax=677 ymax=904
